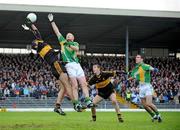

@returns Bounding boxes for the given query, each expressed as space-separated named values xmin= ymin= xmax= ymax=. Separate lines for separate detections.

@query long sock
xmin=55 ymin=103 xmax=61 ymax=108
xmin=154 ymin=110 xmax=159 ymax=115
xmin=144 ymin=107 xmax=155 ymax=117
xmin=85 ymin=97 xmax=91 ymax=102
xmin=92 ymin=115 xmax=96 ymax=121
xmin=149 ymin=105 xmax=160 ymax=115
xmin=117 ymin=113 xmax=122 ymax=118
xmin=72 ymin=100 xmax=79 ymax=105
xmin=117 ymin=113 xmax=123 ymax=122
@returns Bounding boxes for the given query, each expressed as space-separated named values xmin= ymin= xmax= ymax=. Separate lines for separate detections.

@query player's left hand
xmin=48 ymin=13 xmax=54 ymax=22
xmin=22 ymin=24 xmax=30 ymax=30
xmin=153 ymin=68 xmax=159 ymax=73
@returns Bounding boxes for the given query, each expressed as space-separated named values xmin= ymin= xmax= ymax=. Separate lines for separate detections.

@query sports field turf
xmin=0 ymin=112 xmax=179 ymax=130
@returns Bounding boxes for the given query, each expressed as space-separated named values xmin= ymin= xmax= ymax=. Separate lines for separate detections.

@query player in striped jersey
xmin=88 ymin=64 xmax=123 ymax=122
xmin=22 ymin=18 xmax=77 ymax=115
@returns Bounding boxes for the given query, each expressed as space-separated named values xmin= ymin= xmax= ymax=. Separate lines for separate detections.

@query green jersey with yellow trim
xmin=58 ymin=35 xmax=79 ymax=63
xmin=130 ymin=62 xmax=152 ymax=83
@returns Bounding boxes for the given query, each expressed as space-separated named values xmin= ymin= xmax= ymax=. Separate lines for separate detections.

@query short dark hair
xmin=136 ymin=54 xmax=145 ymax=59
xmin=93 ymin=64 xmax=101 ymax=70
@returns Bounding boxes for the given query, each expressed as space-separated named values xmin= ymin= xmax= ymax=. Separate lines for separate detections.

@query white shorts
xmin=65 ymin=62 xmax=85 ymax=78
xmin=138 ymin=83 xmax=154 ymax=98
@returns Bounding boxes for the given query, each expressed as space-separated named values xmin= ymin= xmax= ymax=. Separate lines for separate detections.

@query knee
xmin=59 ymin=85 xmax=65 ymax=91
xmin=79 ymin=81 xmax=87 ymax=88
xmin=93 ymin=100 xmax=96 ymax=105
xmin=141 ymin=102 xmax=147 ymax=107
xmin=59 ymin=73 xmax=68 ymax=82
xmin=146 ymin=102 xmax=153 ymax=107
xmin=71 ymin=83 xmax=78 ymax=90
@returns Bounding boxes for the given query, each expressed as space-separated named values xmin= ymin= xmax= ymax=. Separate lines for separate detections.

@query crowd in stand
xmin=0 ymin=54 xmax=180 ymax=104
xmin=0 ymin=54 xmax=59 ymax=99
xmin=81 ymin=56 xmax=180 ymax=104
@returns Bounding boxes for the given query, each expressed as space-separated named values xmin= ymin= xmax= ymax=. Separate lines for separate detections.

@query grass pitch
xmin=0 ymin=111 xmax=179 ymax=130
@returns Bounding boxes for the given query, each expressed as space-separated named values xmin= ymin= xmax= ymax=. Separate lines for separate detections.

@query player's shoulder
xmin=101 ymin=71 xmax=114 ymax=77
xmin=58 ymin=35 xmax=67 ymax=43
xmin=142 ymin=63 xmax=150 ymax=67
xmin=88 ymin=75 xmax=96 ymax=85
xmin=101 ymin=71 xmax=109 ymax=75
xmin=73 ymin=42 xmax=79 ymax=45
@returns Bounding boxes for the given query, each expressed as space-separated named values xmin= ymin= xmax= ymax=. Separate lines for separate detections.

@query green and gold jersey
xmin=131 ymin=62 xmax=152 ymax=83
xmin=58 ymin=35 xmax=79 ymax=63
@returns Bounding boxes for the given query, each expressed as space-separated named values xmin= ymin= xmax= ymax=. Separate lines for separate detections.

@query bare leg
xmin=69 ymin=77 xmax=79 ymax=101
xmin=54 ymin=80 xmax=69 ymax=116
xmin=146 ymin=95 xmax=159 ymax=115
xmin=145 ymin=95 xmax=162 ymax=122
xmin=141 ymin=98 xmax=155 ymax=118
xmin=109 ymin=93 xmax=123 ymax=122
xmin=59 ymin=73 xmax=74 ymax=100
xmin=77 ymin=76 xmax=89 ymax=97
xmin=91 ymin=95 xmax=103 ymax=121
xmin=78 ymin=76 xmax=93 ymax=107
xmin=56 ymin=80 xmax=66 ymax=104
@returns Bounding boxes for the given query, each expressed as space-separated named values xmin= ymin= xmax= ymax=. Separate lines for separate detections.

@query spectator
xmin=23 ymin=86 xmax=30 ymax=97
xmin=3 ymin=87 xmax=10 ymax=97
xmin=0 ymin=54 xmax=179 ymax=104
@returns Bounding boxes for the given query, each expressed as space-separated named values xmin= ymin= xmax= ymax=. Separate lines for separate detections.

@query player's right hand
xmin=22 ymin=24 xmax=30 ymax=30
xmin=48 ymin=13 xmax=54 ymax=22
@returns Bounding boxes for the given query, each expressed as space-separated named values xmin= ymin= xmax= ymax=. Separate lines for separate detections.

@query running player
xmin=48 ymin=14 xmax=93 ymax=111
xmin=128 ymin=54 xmax=162 ymax=122
xmin=88 ymin=64 xmax=124 ymax=122
xmin=22 ymin=18 xmax=76 ymax=114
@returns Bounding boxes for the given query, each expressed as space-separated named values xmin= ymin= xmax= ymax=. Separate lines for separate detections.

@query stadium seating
xmin=0 ymin=54 xmax=180 ymax=107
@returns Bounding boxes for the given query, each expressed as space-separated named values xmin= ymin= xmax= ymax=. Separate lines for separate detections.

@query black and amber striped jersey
xmin=88 ymin=71 xmax=115 ymax=89
xmin=34 ymin=40 xmax=58 ymax=65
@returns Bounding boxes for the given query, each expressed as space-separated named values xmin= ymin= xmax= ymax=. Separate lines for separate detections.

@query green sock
xmin=149 ymin=111 xmax=155 ymax=117
xmin=72 ymin=100 xmax=79 ymax=105
xmin=144 ymin=107 xmax=155 ymax=117
xmin=154 ymin=110 xmax=159 ymax=115
xmin=85 ymin=97 xmax=91 ymax=102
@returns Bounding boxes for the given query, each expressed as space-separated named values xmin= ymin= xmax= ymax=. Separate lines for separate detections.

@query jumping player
xmin=22 ymin=18 xmax=76 ymax=114
xmin=48 ymin=14 xmax=93 ymax=111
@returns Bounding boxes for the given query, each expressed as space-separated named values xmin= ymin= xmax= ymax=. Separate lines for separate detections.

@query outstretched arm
xmin=31 ymin=24 xmax=42 ymax=39
xmin=22 ymin=18 xmax=42 ymax=39
xmin=149 ymin=66 xmax=159 ymax=72
xmin=143 ymin=64 xmax=159 ymax=73
xmin=48 ymin=13 xmax=62 ymax=38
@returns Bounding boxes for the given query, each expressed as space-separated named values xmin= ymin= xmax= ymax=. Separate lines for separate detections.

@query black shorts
xmin=98 ymin=84 xmax=115 ymax=99
xmin=51 ymin=61 xmax=67 ymax=79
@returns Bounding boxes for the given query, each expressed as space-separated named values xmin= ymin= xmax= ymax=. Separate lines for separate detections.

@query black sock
xmin=117 ymin=113 xmax=123 ymax=120
xmin=92 ymin=115 xmax=96 ymax=121
xmin=117 ymin=113 xmax=121 ymax=118
xmin=55 ymin=103 xmax=61 ymax=108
